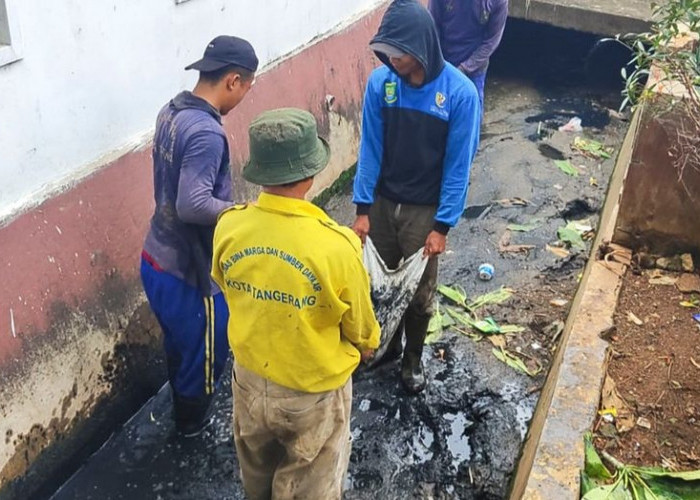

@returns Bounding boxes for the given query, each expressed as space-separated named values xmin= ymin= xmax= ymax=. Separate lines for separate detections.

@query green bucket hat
xmin=243 ymin=108 xmax=331 ymax=186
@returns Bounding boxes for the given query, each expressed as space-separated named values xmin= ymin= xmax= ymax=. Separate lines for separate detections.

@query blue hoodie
xmin=353 ymin=0 xmax=481 ymax=234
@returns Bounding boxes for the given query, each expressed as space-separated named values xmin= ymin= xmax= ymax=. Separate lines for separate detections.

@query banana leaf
xmin=584 ymin=433 xmax=612 ymax=480
xmin=437 ymin=284 xmax=469 ymax=307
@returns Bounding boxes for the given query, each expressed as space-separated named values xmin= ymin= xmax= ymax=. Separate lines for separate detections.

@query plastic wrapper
xmin=558 ymin=116 xmax=582 ymax=132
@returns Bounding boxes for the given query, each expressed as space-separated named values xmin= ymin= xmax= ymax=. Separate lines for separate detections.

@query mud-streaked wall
xmin=0 ymin=2 xmax=387 ymax=496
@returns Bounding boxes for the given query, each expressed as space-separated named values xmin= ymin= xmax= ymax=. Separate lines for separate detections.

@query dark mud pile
xmin=51 ymin=380 xmax=241 ymax=500
xmin=345 ymin=336 xmax=536 ymax=499
xmin=47 ymin=20 xmax=631 ymax=500
xmin=52 ymin=337 xmax=535 ymax=500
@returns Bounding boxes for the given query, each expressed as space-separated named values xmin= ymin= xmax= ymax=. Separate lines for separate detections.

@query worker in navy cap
xmin=140 ymin=36 xmax=258 ymax=437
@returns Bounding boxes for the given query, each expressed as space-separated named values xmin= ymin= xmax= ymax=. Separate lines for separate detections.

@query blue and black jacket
xmin=353 ymin=0 xmax=481 ymax=234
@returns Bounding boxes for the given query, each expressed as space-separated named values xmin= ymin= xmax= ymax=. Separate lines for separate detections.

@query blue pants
xmin=140 ymin=257 xmax=229 ymax=423
xmin=468 ymin=72 xmax=486 ymax=113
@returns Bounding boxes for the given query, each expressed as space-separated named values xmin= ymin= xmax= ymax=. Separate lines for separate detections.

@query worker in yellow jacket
xmin=212 ymin=108 xmax=381 ymax=499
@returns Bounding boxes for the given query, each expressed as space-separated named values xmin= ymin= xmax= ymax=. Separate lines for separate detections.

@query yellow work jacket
xmin=212 ymin=192 xmax=380 ymax=393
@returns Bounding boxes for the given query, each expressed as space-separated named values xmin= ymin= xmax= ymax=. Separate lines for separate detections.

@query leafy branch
xmin=581 ymin=432 xmax=700 ymax=499
xmin=617 ymin=0 xmax=700 ymax=193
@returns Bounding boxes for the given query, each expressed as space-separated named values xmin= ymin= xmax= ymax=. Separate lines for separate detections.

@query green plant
xmin=311 ymin=164 xmax=356 ymax=209
xmin=581 ymin=433 xmax=700 ymax=499
xmin=619 ymin=0 xmax=700 ymax=192
xmin=621 ymin=1 xmax=700 ymax=109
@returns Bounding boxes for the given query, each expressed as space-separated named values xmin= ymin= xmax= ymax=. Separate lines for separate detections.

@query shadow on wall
xmin=490 ymin=19 xmax=632 ymax=97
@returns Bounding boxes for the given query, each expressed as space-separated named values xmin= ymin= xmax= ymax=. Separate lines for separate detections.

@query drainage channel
xmin=46 ymin=19 xmax=632 ymax=500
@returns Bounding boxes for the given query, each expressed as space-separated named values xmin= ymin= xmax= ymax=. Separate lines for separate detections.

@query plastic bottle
xmin=478 ymin=263 xmax=495 ymax=281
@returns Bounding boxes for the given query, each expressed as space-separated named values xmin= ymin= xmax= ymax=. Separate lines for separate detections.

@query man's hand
xmin=423 ymin=230 xmax=446 ymax=258
xmin=361 ymin=349 xmax=375 ymax=363
xmin=352 ymin=215 xmax=370 ymax=244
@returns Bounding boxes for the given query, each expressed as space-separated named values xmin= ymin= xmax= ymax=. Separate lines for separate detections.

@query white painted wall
xmin=0 ymin=0 xmax=383 ymax=224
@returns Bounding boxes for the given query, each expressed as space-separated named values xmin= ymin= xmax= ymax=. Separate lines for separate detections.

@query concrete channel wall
xmin=512 ymin=42 xmax=700 ymax=500
xmin=0 ymin=2 xmax=388 ymax=496
xmin=613 ymin=99 xmax=700 ymax=256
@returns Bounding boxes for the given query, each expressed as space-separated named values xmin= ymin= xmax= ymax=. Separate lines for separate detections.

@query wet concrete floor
xmin=49 ymin=21 xmax=630 ymax=500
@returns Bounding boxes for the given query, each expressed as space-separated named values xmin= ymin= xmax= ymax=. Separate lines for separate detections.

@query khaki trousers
xmin=232 ymin=362 xmax=352 ymax=500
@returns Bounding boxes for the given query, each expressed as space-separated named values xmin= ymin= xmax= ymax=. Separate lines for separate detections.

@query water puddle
xmin=443 ymin=412 xmax=472 ymax=468
xmin=407 ymin=424 xmax=435 ymax=465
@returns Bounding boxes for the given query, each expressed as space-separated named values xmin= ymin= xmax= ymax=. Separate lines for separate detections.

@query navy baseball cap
xmin=185 ymin=36 xmax=259 ymax=72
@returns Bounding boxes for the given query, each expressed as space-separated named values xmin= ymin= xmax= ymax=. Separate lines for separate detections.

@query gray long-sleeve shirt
xmin=143 ymin=91 xmax=233 ymax=294
xmin=429 ymin=0 xmax=508 ymax=77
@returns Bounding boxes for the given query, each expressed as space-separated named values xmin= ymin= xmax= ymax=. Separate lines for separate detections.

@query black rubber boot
xmin=401 ymin=351 xmax=426 ymax=394
xmin=173 ymin=391 xmax=213 ymax=437
xmin=401 ymin=311 xmax=430 ymax=394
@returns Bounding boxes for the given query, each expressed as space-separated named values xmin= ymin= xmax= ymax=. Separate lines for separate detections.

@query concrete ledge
xmin=510 ymin=26 xmax=700 ymax=497
xmin=520 ymin=261 xmax=622 ymax=498
xmin=510 ymin=105 xmax=643 ymax=499
xmin=509 ymin=0 xmax=652 ymax=35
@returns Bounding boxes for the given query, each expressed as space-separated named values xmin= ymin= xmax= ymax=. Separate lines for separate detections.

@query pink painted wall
xmin=0 ymin=8 xmax=384 ymax=368
xmin=0 ymin=5 xmax=387 ymax=492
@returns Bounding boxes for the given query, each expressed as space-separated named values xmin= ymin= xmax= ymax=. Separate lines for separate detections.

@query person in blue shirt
xmin=352 ymin=0 xmax=480 ymax=393
xmin=429 ymin=0 xmax=509 ymax=110
xmin=141 ymin=36 xmax=258 ymax=437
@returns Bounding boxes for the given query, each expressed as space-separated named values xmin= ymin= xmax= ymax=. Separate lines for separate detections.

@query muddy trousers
xmin=140 ymin=257 xmax=229 ymax=427
xmin=369 ymin=196 xmax=438 ymax=357
xmin=232 ymin=362 xmax=352 ymax=500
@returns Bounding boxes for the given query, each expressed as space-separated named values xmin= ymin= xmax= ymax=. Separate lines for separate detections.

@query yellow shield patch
xmin=435 ymin=91 xmax=446 ymax=108
xmin=384 ymin=82 xmax=398 ymax=104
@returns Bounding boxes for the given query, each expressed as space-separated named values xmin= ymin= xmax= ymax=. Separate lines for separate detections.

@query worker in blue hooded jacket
xmin=352 ymin=0 xmax=481 ymax=393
